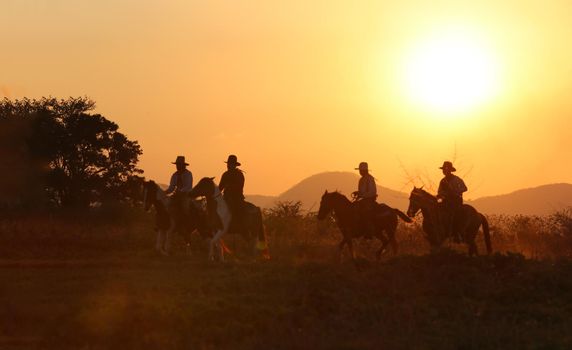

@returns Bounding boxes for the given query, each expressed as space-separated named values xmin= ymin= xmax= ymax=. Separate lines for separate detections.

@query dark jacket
xmin=438 ymin=174 xmax=467 ymax=204
xmin=219 ymin=168 xmax=245 ymax=200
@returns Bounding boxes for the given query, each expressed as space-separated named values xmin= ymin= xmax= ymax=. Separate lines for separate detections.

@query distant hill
xmin=247 ymin=172 xmax=409 ymax=212
xmin=244 ymin=194 xmax=278 ymax=209
xmin=246 ymin=173 xmax=572 ymax=216
xmin=468 ymin=183 xmax=572 ymax=216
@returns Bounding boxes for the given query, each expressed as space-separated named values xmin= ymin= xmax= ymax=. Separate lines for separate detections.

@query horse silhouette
xmin=317 ymin=191 xmax=412 ymax=261
xmin=406 ymin=187 xmax=492 ymax=255
xmin=143 ymin=180 xmax=211 ymax=255
xmin=188 ymin=177 xmax=270 ymax=261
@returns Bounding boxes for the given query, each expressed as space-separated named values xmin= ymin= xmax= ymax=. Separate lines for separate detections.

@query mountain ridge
xmin=245 ymin=172 xmax=572 ymax=215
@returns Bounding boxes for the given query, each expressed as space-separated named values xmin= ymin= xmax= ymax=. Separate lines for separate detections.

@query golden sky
xmin=2 ymin=0 xmax=572 ymax=198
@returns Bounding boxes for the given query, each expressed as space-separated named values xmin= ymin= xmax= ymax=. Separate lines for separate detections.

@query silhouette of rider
xmin=352 ymin=162 xmax=377 ymax=239
xmin=219 ymin=155 xmax=245 ymax=231
xmin=437 ymin=161 xmax=467 ymax=242
xmin=165 ymin=156 xmax=194 ymax=225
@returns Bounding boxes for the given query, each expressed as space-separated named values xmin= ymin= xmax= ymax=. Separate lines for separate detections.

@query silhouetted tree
xmin=0 ymin=97 xmax=143 ymax=208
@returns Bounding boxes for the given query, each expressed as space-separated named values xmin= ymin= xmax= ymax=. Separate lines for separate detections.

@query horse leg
xmin=390 ymin=234 xmax=398 ymax=255
xmin=337 ymin=238 xmax=347 ymax=262
xmin=467 ymin=234 xmax=479 ymax=256
xmin=220 ymin=239 xmax=232 ymax=256
xmin=155 ymin=229 xmax=164 ymax=253
xmin=219 ymin=240 xmax=225 ymax=262
xmin=185 ymin=231 xmax=192 ymax=256
xmin=254 ymin=211 xmax=271 ymax=260
xmin=375 ymin=245 xmax=387 ymax=260
xmin=467 ymin=241 xmax=477 ymax=256
xmin=347 ymin=239 xmax=356 ymax=260
xmin=184 ymin=225 xmax=194 ymax=256
xmin=375 ymin=234 xmax=389 ymax=260
xmin=210 ymin=229 xmax=225 ymax=261
xmin=186 ymin=237 xmax=192 ymax=256
xmin=162 ymin=216 xmax=179 ymax=256
xmin=165 ymin=227 xmax=176 ymax=256
xmin=389 ymin=221 xmax=399 ymax=255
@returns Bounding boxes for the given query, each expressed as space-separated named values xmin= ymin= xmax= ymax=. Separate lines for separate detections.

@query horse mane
xmin=413 ymin=187 xmax=438 ymax=202
xmin=146 ymin=180 xmax=168 ymax=204
xmin=327 ymin=191 xmax=352 ymax=205
xmin=197 ymin=177 xmax=216 ymax=187
xmin=197 ymin=177 xmax=211 ymax=184
xmin=194 ymin=177 xmax=219 ymax=198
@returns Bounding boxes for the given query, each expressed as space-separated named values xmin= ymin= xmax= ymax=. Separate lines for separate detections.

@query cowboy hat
xmin=439 ymin=161 xmax=456 ymax=172
xmin=172 ymin=156 xmax=189 ymax=166
xmin=355 ymin=162 xmax=369 ymax=171
xmin=225 ymin=154 xmax=241 ymax=166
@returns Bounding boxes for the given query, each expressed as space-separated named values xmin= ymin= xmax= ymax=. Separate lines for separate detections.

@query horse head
xmin=317 ymin=190 xmax=351 ymax=220
xmin=189 ymin=177 xmax=217 ymax=199
xmin=407 ymin=187 xmax=437 ymax=217
xmin=143 ymin=180 xmax=158 ymax=212
xmin=317 ymin=190 xmax=332 ymax=220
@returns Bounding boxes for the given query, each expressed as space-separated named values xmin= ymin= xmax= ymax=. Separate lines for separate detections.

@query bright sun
xmin=402 ymin=31 xmax=500 ymax=116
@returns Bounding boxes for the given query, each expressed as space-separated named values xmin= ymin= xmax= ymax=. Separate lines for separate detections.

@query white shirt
xmin=165 ymin=169 xmax=194 ymax=194
xmin=358 ymin=174 xmax=377 ymax=199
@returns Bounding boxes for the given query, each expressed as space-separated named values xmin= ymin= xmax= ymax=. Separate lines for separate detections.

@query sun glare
xmin=402 ymin=31 xmax=500 ymax=116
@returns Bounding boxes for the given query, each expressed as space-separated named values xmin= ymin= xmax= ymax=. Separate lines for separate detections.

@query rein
xmin=411 ymin=191 xmax=438 ymax=218
xmin=325 ymin=193 xmax=354 ymax=228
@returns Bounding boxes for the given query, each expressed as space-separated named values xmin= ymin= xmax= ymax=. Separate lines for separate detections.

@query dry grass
xmin=1 ymin=204 xmax=572 ymax=349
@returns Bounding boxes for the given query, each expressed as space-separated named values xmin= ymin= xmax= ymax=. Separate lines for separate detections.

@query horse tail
xmin=480 ymin=214 xmax=492 ymax=254
xmin=254 ymin=206 xmax=271 ymax=260
xmin=394 ymin=209 xmax=413 ymax=223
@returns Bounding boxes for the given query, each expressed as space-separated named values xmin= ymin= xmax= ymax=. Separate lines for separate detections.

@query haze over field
xmin=2 ymin=1 xmax=572 ymax=198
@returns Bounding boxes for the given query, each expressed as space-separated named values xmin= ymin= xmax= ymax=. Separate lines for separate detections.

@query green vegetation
xmin=1 ymin=203 xmax=572 ymax=349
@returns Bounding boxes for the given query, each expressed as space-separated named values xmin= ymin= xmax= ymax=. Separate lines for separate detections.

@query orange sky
xmin=2 ymin=1 xmax=572 ymax=198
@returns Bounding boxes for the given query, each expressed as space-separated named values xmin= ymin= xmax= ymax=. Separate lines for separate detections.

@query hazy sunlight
xmin=402 ymin=30 xmax=501 ymax=116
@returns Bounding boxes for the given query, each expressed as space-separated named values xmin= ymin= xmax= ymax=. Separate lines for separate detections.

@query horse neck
xmin=417 ymin=196 xmax=439 ymax=222
xmin=420 ymin=206 xmax=433 ymax=220
xmin=330 ymin=195 xmax=353 ymax=218
xmin=154 ymin=187 xmax=169 ymax=209
xmin=206 ymin=186 xmax=225 ymax=208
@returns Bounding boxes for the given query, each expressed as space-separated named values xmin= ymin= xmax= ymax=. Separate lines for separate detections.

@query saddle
xmin=353 ymin=201 xmax=392 ymax=219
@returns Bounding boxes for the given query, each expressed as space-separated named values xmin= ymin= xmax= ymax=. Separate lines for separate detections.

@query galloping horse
xmin=317 ymin=191 xmax=413 ymax=260
xmin=188 ymin=177 xmax=270 ymax=261
xmin=406 ymin=187 xmax=492 ymax=255
xmin=143 ymin=180 xmax=211 ymax=255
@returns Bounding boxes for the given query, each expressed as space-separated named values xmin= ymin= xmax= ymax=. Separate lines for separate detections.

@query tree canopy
xmin=0 ymin=97 xmax=143 ymax=208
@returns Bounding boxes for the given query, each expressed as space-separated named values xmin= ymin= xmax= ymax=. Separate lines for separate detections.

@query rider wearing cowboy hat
xmin=219 ymin=154 xmax=245 ymax=230
xmin=165 ymin=156 xmax=194 ymax=195
xmin=437 ymin=161 xmax=467 ymax=242
xmin=165 ymin=156 xmax=194 ymax=224
xmin=352 ymin=162 xmax=378 ymax=239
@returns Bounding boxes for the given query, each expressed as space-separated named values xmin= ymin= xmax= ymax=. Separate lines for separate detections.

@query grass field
xmin=3 ymin=254 xmax=572 ymax=349
xmin=2 ymin=206 xmax=572 ymax=349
